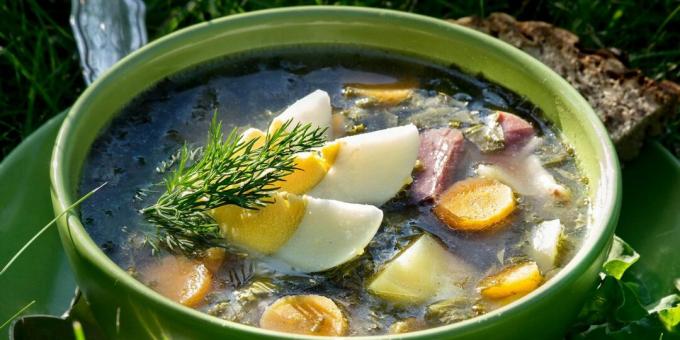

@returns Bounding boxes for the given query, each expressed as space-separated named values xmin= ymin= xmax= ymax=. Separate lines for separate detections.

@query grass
xmin=1 ymin=0 xmax=678 ymax=160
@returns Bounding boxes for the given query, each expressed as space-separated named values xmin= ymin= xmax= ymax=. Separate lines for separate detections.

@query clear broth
xmin=79 ymin=46 xmax=589 ymax=335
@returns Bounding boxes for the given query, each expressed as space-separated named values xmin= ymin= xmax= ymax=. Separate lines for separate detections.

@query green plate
xmin=617 ymin=142 xmax=680 ymax=299
xmin=0 ymin=112 xmax=678 ymax=338
xmin=0 ymin=113 xmax=75 ymax=337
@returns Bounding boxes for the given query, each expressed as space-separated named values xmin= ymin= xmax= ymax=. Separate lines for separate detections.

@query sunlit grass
xmin=1 ymin=0 xmax=678 ymax=159
xmin=0 ymin=0 xmax=84 ymax=158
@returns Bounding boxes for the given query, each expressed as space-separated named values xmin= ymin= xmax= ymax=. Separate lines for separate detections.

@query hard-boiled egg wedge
xmin=240 ymin=89 xmax=420 ymax=204
xmin=368 ymin=234 xmax=477 ymax=305
xmin=274 ymin=195 xmax=382 ymax=272
xmin=243 ymin=124 xmax=420 ymax=205
xmin=308 ymin=124 xmax=420 ymax=206
xmin=269 ymin=89 xmax=332 ymax=139
xmin=237 ymin=89 xmax=331 ymax=160
xmin=212 ymin=192 xmax=382 ymax=273
xmin=238 ymin=128 xmax=340 ymax=195
xmin=274 ymin=142 xmax=340 ymax=195
xmin=236 ymin=90 xmax=334 ymax=195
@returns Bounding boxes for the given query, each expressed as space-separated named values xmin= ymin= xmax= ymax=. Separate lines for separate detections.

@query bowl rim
xmin=50 ymin=5 xmax=621 ymax=339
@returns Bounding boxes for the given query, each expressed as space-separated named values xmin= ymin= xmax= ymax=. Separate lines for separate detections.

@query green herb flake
xmin=462 ymin=112 xmax=505 ymax=152
xmin=425 ymin=297 xmax=474 ymax=325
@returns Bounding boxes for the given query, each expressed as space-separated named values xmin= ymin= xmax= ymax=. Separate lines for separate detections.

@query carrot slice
xmin=389 ymin=317 xmax=427 ymax=334
xmin=260 ymin=295 xmax=348 ymax=336
xmin=433 ymin=177 xmax=515 ymax=231
xmin=201 ymin=247 xmax=226 ymax=273
xmin=344 ymin=82 xmax=415 ymax=106
xmin=478 ymin=262 xmax=543 ymax=299
xmin=140 ymin=256 xmax=212 ymax=307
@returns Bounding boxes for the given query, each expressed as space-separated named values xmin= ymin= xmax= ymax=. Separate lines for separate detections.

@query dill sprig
xmin=142 ymin=115 xmax=326 ymax=255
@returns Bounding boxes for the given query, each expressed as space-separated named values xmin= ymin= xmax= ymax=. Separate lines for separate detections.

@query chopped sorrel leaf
xmin=463 ymin=112 xmax=505 ymax=152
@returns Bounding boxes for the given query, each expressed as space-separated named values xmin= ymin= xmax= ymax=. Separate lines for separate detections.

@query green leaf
xmin=658 ymin=304 xmax=680 ymax=332
xmin=568 ymin=236 xmax=680 ymax=338
xmin=615 ymin=281 xmax=648 ymax=323
xmin=647 ymin=294 xmax=680 ymax=332
xmin=602 ymin=236 xmax=640 ymax=280
xmin=574 ymin=276 xmax=620 ymax=327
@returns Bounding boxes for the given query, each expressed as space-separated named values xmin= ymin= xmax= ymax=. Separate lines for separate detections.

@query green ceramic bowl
xmin=50 ymin=6 xmax=621 ymax=339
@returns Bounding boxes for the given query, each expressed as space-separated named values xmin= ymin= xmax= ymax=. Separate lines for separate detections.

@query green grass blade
xmin=0 ymin=300 xmax=35 ymax=330
xmin=73 ymin=320 xmax=86 ymax=340
xmin=0 ymin=182 xmax=107 ymax=276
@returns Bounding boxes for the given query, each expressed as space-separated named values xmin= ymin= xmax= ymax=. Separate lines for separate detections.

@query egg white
xmin=272 ymin=89 xmax=332 ymax=139
xmin=274 ymin=195 xmax=383 ymax=272
xmin=308 ymin=124 xmax=420 ymax=206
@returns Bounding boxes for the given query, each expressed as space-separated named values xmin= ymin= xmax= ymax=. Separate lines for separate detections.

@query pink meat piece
xmin=410 ymin=128 xmax=464 ymax=203
xmin=498 ymin=111 xmax=534 ymax=149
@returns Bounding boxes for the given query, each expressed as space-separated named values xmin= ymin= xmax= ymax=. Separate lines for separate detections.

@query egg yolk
xmin=213 ymin=192 xmax=306 ymax=254
xmin=239 ymin=128 xmax=267 ymax=151
xmin=214 ymin=127 xmax=340 ymax=253
xmin=268 ymin=118 xmax=286 ymax=134
xmin=240 ymin=127 xmax=340 ymax=195
xmin=275 ymin=142 xmax=340 ymax=194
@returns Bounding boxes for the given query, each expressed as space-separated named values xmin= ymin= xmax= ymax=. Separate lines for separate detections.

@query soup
xmin=79 ymin=46 xmax=589 ymax=336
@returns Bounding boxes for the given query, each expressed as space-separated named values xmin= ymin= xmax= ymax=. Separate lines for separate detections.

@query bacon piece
xmin=497 ymin=111 xmax=534 ymax=149
xmin=410 ymin=128 xmax=464 ymax=203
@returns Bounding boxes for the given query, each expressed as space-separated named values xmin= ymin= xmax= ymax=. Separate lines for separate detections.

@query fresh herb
xmin=227 ymin=260 xmax=255 ymax=289
xmin=155 ymin=146 xmax=203 ymax=174
xmin=141 ymin=115 xmax=326 ymax=256
xmin=567 ymin=236 xmax=680 ymax=338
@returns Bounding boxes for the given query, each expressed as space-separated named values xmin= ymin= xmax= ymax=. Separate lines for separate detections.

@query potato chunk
xmin=368 ymin=234 xmax=476 ymax=305
xmin=140 ymin=256 xmax=212 ymax=307
xmin=526 ymin=219 xmax=563 ymax=271
xmin=478 ymin=262 xmax=543 ymax=300
xmin=259 ymin=295 xmax=348 ymax=336
xmin=433 ymin=177 xmax=516 ymax=231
